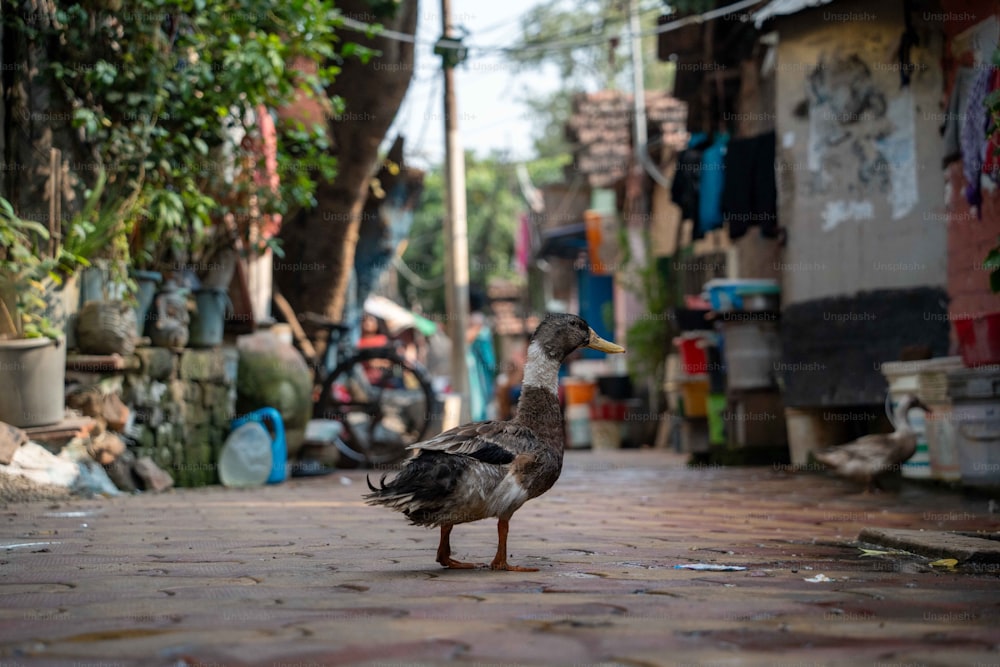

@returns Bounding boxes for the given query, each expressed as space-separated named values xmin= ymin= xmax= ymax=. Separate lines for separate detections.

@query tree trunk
xmin=2 ymin=1 xmax=91 ymax=225
xmin=275 ymin=0 xmax=419 ymax=322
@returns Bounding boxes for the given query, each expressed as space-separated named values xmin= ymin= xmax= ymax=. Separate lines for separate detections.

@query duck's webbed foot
xmin=489 ymin=518 xmax=539 ymax=572
xmin=436 ymin=524 xmax=485 ymax=569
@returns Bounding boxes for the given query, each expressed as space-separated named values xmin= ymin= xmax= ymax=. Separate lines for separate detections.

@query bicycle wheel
xmin=315 ymin=347 xmax=437 ymax=467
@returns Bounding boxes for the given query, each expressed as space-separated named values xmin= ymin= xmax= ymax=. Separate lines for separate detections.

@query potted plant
xmin=0 ymin=197 xmax=70 ymax=427
xmin=62 ymin=170 xmax=144 ymax=354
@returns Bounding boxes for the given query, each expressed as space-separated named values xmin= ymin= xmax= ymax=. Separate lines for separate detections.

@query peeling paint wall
xmin=774 ymin=0 xmax=947 ymax=304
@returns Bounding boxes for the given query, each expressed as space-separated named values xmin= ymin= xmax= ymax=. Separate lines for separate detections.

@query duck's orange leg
xmin=490 ymin=518 xmax=538 ymax=572
xmin=435 ymin=524 xmax=482 ymax=569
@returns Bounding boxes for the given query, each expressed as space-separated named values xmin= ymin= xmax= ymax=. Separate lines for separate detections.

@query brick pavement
xmin=1 ymin=450 xmax=999 ymax=667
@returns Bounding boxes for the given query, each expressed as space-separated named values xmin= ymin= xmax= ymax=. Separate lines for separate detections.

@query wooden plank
xmin=272 ymin=289 xmax=317 ymax=363
xmin=23 ymin=416 xmax=98 ymax=443
xmin=65 ymin=354 xmax=140 ymax=372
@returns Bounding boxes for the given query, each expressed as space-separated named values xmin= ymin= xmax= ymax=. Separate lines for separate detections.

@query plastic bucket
xmin=887 ymin=393 xmax=931 ymax=479
xmin=881 ymin=358 xmax=964 ymax=481
xmin=132 ymin=270 xmax=162 ymax=337
xmin=925 ymin=402 xmax=960 ymax=481
xmin=948 ymin=368 xmax=1000 ymax=486
xmin=702 ymin=279 xmax=779 ymax=312
xmin=953 ymin=312 xmax=1000 ymax=368
xmin=679 ymin=375 xmax=709 ymax=418
xmin=563 ymin=378 xmax=597 ymax=405
xmin=707 ymin=393 xmax=727 ymax=445
xmin=189 ymin=287 xmax=231 ymax=348
xmin=953 ymin=401 xmax=1000 ymax=487
xmin=784 ymin=407 xmax=853 ymax=468
xmin=565 ymin=403 xmax=591 ymax=448
xmin=675 ymin=333 xmax=709 ymax=375
xmin=720 ymin=321 xmax=780 ymax=390
xmin=231 ymin=407 xmax=287 ymax=484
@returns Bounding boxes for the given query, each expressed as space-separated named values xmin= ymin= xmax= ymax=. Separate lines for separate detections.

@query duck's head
xmin=899 ymin=394 xmax=931 ymax=415
xmin=530 ymin=313 xmax=625 ymax=362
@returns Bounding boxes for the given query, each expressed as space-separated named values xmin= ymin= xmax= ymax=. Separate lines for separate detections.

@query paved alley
xmin=1 ymin=449 xmax=999 ymax=666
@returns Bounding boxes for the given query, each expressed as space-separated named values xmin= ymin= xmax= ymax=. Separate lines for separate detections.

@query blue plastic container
xmin=702 ymin=279 xmax=780 ymax=312
xmin=231 ymin=407 xmax=287 ymax=484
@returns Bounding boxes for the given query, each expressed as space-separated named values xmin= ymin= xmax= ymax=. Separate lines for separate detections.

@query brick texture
xmin=946 ymin=161 xmax=1000 ymax=329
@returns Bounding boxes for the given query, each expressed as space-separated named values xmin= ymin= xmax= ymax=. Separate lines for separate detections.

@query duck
xmin=814 ymin=394 xmax=930 ymax=492
xmin=365 ymin=313 xmax=625 ymax=571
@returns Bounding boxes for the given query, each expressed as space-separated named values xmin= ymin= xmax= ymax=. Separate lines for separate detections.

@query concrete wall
xmin=774 ymin=0 xmax=947 ymax=305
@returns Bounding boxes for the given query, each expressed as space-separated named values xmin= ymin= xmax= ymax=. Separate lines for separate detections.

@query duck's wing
xmin=407 ymin=421 xmax=537 ymax=465
xmin=816 ymin=436 xmax=892 ymax=469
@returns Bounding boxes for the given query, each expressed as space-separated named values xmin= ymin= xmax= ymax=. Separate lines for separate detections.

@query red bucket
xmin=954 ymin=312 xmax=1000 ymax=367
xmin=675 ymin=334 xmax=709 ymax=375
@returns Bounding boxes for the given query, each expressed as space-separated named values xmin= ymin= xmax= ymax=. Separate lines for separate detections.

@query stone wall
xmin=123 ymin=348 xmax=238 ymax=487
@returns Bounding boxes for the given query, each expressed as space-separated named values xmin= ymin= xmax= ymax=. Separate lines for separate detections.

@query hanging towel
xmin=698 ymin=132 xmax=729 ymax=234
xmin=722 ymin=132 xmax=778 ymax=239
xmin=671 ymin=132 xmax=709 ymax=237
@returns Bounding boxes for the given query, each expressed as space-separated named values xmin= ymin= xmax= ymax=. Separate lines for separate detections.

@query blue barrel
xmin=231 ymin=407 xmax=287 ymax=484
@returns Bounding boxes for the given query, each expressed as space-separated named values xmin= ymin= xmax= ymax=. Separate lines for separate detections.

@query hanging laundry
xmin=671 ymin=133 xmax=710 ymax=239
xmin=698 ymin=132 xmax=729 ymax=234
xmin=722 ymin=131 xmax=778 ymax=240
xmin=941 ymin=67 xmax=975 ymax=168
xmin=982 ymin=66 xmax=1000 ymax=184
xmin=960 ymin=64 xmax=994 ymax=211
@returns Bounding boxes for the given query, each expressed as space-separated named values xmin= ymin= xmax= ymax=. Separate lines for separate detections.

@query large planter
xmin=0 ymin=336 xmax=66 ymax=427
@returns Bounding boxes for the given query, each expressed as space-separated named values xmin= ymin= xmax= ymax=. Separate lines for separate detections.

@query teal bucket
xmin=189 ymin=287 xmax=231 ymax=348
xmin=132 ymin=270 xmax=162 ymax=337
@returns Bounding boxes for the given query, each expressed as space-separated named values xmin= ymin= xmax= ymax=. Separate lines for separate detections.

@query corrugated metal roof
xmin=753 ymin=0 xmax=836 ymax=28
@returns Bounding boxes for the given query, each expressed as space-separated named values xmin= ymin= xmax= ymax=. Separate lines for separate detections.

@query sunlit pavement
xmin=2 ymin=449 xmax=999 ymax=666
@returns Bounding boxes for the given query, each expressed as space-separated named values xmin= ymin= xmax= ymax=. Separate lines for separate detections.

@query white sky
xmin=386 ymin=0 xmax=559 ymax=168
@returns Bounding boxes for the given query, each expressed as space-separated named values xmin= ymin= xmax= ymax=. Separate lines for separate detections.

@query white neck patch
xmin=522 ymin=340 xmax=562 ymax=395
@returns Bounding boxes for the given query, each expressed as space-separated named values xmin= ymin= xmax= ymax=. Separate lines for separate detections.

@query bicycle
xmin=293 ymin=310 xmax=437 ymax=468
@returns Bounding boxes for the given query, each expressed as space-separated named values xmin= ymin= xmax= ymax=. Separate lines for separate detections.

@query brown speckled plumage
xmin=814 ymin=394 xmax=929 ymax=492
xmin=365 ymin=313 xmax=624 ymax=570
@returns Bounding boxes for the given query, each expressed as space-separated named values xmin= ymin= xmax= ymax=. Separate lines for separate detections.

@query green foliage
xmin=505 ymin=0 xmax=673 ymax=159
xmin=985 ymin=237 xmax=1000 ymax=294
xmin=523 ymin=90 xmax=576 ymax=158
xmin=0 ymin=198 xmax=64 ymax=339
xmin=17 ymin=0 xmax=358 ymax=271
xmin=617 ymin=223 xmax=679 ymax=386
xmin=623 ymin=256 xmax=677 ymax=387
xmin=400 ymin=153 xmax=532 ymax=314
xmin=525 ymin=153 xmax=573 ymax=186
xmin=509 ymin=0 xmax=631 ymax=87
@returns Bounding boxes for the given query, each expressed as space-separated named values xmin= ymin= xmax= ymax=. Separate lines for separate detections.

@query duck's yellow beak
xmin=586 ymin=328 xmax=625 ymax=354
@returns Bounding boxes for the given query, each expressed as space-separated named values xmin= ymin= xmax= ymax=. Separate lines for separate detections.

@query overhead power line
xmin=336 ymin=0 xmax=765 ymax=57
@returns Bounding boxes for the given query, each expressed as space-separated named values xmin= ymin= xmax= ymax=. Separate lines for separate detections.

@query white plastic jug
xmin=219 ymin=422 xmax=272 ymax=487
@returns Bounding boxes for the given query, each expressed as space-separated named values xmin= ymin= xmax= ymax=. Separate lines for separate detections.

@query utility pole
xmin=629 ymin=0 xmax=670 ymax=190
xmin=437 ymin=0 xmax=471 ymax=423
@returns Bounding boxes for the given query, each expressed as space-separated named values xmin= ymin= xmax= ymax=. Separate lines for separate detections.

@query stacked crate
xmin=703 ymin=280 xmax=787 ymax=452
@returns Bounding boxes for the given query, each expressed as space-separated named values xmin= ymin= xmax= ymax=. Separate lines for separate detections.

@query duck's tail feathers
xmin=366 ymin=473 xmax=388 ymax=493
